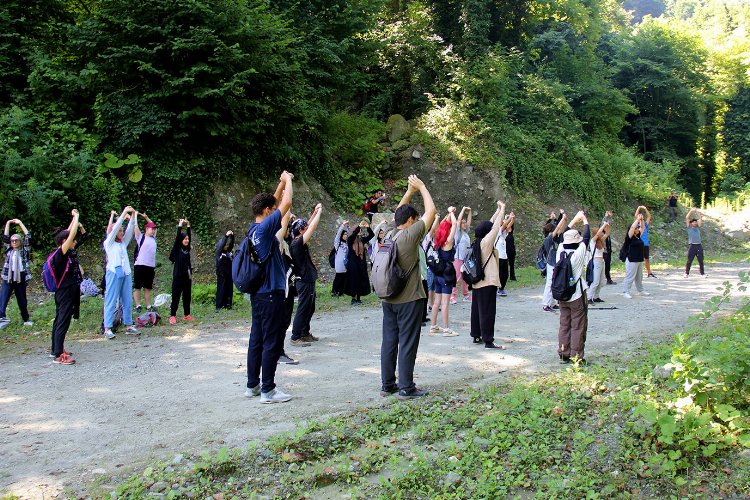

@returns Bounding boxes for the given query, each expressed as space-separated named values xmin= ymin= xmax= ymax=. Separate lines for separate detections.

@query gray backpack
xmin=372 ymin=231 xmax=414 ymax=299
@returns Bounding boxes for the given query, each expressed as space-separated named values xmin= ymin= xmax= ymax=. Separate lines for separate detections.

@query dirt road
xmin=1 ymin=263 xmax=747 ymax=498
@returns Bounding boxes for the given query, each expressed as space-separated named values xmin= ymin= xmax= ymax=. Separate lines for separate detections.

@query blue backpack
xmin=232 ymin=225 xmax=267 ymax=294
xmin=42 ymin=249 xmax=70 ymax=292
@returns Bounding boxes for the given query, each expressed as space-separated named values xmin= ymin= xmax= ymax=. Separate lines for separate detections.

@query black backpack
xmin=425 ymin=243 xmax=444 ymax=274
xmin=133 ymin=234 xmax=146 ymax=262
xmin=619 ymin=234 xmax=631 ymax=262
xmin=551 ymin=250 xmax=581 ymax=301
xmin=232 ymin=225 xmax=267 ymax=294
xmin=328 ymin=245 xmax=336 ymax=268
xmin=461 ymin=239 xmax=492 ymax=287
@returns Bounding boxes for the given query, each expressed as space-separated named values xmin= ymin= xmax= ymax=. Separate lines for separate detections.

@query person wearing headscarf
xmin=215 ymin=230 xmax=235 ymax=311
xmin=345 ymin=220 xmax=373 ymax=305
xmin=0 ymin=218 xmax=32 ymax=329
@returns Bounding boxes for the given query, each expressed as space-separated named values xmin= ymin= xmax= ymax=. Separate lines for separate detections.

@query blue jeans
xmin=104 ymin=269 xmax=133 ymax=328
xmin=247 ymin=290 xmax=286 ymax=393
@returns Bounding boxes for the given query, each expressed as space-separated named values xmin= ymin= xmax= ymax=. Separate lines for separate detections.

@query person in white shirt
xmin=556 ymin=211 xmax=591 ymax=363
xmin=450 ymin=206 xmax=472 ymax=304
xmin=494 ymin=212 xmax=515 ymax=297
xmin=103 ymin=206 xmax=139 ymax=338
xmin=587 ymin=220 xmax=610 ymax=304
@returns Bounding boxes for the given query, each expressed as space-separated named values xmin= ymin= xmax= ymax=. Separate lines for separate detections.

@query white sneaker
xmin=638 ymin=291 xmax=651 ymax=296
xmin=623 ymin=293 xmax=632 ymax=299
xmin=245 ymin=384 xmax=261 ymax=398
xmin=260 ymin=388 xmax=292 ymax=404
xmin=428 ymin=325 xmax=441 ymax=336
xmin=441 ymin=328 xmax=459 ymax=337
xmin=0 ymin=318 xmax=10 ymax=330
xmin=23 ymin=321 xmax=34 ymax=326
xmin=103 ymin=329 xmax=116 ymax=339
xmin=462 ymin=296 xmax=472 ymax=303
xmin=125 ymin=326 xmax=140 ymax=335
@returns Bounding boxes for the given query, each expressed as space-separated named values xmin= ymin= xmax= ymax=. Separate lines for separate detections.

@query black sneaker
xmin=593 ymin=298 xmax=604 ymax=303
xmin=146 ymin=305 xmax=153 ymax=312
xmin=588 ymin=299 xmax=594 ymax=305
xmin=278 ymin=354 xmax=299 ymax=365
xmin=472 ymin=337 xmax=482 ymax=344
xmin=135 ymin=305 xmax=142 ymax=314
xmin=396 ymin=388 xmax=428 ymax=400
xmin=606 ymin=280 xmax=617 ymax=285
xmin=648 ymin=273 xmax=657 ymax=278
xmin=560 ymin=356 xmax=571 ymax=364
xmin=380 ymin=385 xmax=398 ymax=397
xmin=485 ymin=343 xmax=506 ymax=350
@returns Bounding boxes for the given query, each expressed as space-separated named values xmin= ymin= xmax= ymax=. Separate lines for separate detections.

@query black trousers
xmin=507 ymin=249 xmax=516 ymax=280
xmin=604 ymin=250 xmax=612 ymax=282
xmin=51 ymin=285 xmax=79 ymax=357
xmin=170 ymin=275 xmax=192 ymax=316
xmin=215 ymin=273 xmax=233 ymax=310
xmin=381 ymin=300 xmax=422 ymax=391
xmin=499 ymin=258 xmax=509 ymax=290
xmin=332 ymin=272 xmax=347 ymax=296
xmin=471 ymin=285 xmax=497 ymax=345
xmin=421 ymin=279 xmax=429 ymax=322
xmin=686 ymin=244 xmax=705 ymax=275
xmin=0 ymin=274 xmax=30 ymax=321
xmin=292 ymin=281 xmax=316 ymax=340
xmin=248 ymin=290 xmax=286 ymax=393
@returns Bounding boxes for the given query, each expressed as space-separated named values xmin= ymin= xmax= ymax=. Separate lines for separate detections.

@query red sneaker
xmin=184 ymin=315 xmax=194 ymax=321
xmin=53 ymin=353 xmax=75 ymax=365
xmin=169 ymin=316 xmax=177 ymax=325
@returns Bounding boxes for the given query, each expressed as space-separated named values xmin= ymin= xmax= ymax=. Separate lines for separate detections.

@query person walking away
xmin=332 ymin=222 xmax=349 ymax=297
xmin=428 ymin=208 xmax=459 ymax=337
xmin=103 ymin=206 xmax=139 ymax=338
xmin=587 ymin=220 xmax=610 ymax=304
xmin=380 ymin=175 xmax=436 ymax=400
xmin=602 ymin=211 xmax=616 ymax=285
xmin=506 ymin=214 xmax=517 ymax=281
xmin=168 ymin=219 xmax=194 ymax=324
xmin=133 ymin=212 xmax=158 ymax=313
xmin=290 ymin=204 xmax=323 ymax=346
xmin=470 ymin=201 xmax=507 ymax=349
xmin=50 ymin=210 xmax=82 ymax=365
xmin=494 ymin=212 xmax=515 ymax=297
xmin=541 ymin=210 xmax=569 ymax=312
xmin=345 ymin=220 xmax=373 ymax=305
xmin=245 ymin=171 xmax=295 ymax=403
xmin=668 ymin=191 xmax=678 ymax=223
xmin=635 ymin=205 xmax=656 ymax=278
xmin=364 ymin=189 xmax=386 ymax=222
xmin=0 ymin=219 xmax=32 ymax=329
xmin=451 ymin=206 xmax=472 ymax=304
xmin=684 ymin=208 xmax=706 ymax=278
xmin=556 ymin=211 xmax=591 ymax=363
xmin=621 ymin=214 xmax=649 ymax=299
xmin=215 ymin=230 xmax=235 ymax=311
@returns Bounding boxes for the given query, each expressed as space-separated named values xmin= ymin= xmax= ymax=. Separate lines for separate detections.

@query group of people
xmin=0 ymin=179 xmax=708 ymax=400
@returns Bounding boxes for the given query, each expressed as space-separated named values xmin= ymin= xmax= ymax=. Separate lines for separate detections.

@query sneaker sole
xmin=260 ymin=397 xmax=292 ymax=404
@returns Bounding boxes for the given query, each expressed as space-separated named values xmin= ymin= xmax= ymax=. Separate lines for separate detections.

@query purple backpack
xmin=42 ymin=249 xmax=70 ymax=292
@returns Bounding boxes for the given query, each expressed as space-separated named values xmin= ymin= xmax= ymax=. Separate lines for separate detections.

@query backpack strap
xmin=393 ymin=229 xmax=418 ymax=277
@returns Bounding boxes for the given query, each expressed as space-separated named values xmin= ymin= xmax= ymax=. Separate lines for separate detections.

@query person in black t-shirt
xmin=215 ymin=230 xmax=235 ymax=311
xmin=50 ymin=209 xmax=81 ymax=365
xmin=289 ymin=204 xmax=323 ymax=346
xmin=168 ymin=219 xmax=193 ymax=324
xmin=621 ymin=214 xmax=649 ymax=299
xmin=668 ymin=190 xmax=678 ymax=223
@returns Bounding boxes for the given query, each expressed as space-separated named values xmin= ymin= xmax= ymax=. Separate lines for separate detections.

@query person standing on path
xmin=132 ymin=212 xmax=158 ymax=313
xmin=380 ymin=175 xmax=436 ymax=401
xmin=494 ymin=212 xmax=515 ymax=297
xmin=470 ymin=200 xmax=507 ymax=349
xmin=634 ymin=206 xmax=656 ymax=278
xmin=684 ymin=208 xmax=706 ymax=278
xmin=215 ymin=230 xmax=235 ymax=311
xmin=451 ymin=206 xmax=472 ymax=304
xmin=290 ymin=204 xmax=323 ymax=346
xmin=245 ymin=171 xmax=295 ymax=404
xmin=50 ymin=210 xmax=82 ymax=365
xmin=428 ymin=208 xmax=459 ymax=337
xmin=587 ymin=220 xmax=610 ymax=304
xmin=668 ymin=191 xmax=679 ymax=223
xmin=364 ymin=189 xmax=386 ymax=222
xmin=331 ymin=222 xmax=349 ymax=297
xmin=0 ymin=218 xmax=32 ymax=329
xmin=423 ymin=215 xmax=440 ymax=313
xmin=602 ymin=211 xmax=616 ymax=285
xmin=541 ymin=210 xmax=568 ymax=312
xmin=506 ymin=214 xmax=517 ymax=281
xmin=103 ymin=206 xmax=139 ymax=338
xmin=556 ymin=211 xmax=591 ymax=363
xmin=621 ymin=214 xmax=649 ymax=299
xmin=277 ymin=212 xmax=299 ymax=364
xmin=345 ymin=220 xmax=373 ymax=305
xmin=168 ymin=219 xmax=194 ymax=324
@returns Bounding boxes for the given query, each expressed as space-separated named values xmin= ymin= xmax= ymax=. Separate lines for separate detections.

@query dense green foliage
xmin=1 ymin=0 xmax=748 ymax=244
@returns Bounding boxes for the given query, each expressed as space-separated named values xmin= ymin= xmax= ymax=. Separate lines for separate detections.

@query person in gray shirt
xmin=684 ymin=208 xmax=706 ymax=278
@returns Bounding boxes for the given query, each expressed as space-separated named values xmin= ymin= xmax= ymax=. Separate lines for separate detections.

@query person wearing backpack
xmin=0 ymin=218 xmax=32 ymax=330
xmin=132 ymin=212 xmax=158 ymax=314
xmin=380 ymin=175 xmax=436 ymax=400
xmin=422 ymin=215 xmax=440 ymax=313
xmin=245 ymin=171 xmax=295 ymax=404
xmin=364 ymin=189 xmax=386 ymax=222
xmin=290 ymin=204 xmax=323 ymax=346
xmin=331 ymin=222 xmax=349 ymax=297
xmin=587 ymin=220 xmax=610 ymax=304
xmin=103 ymin=206 xmax=139 ymax=338
xmin=168 ymin=219 xmax=194 ymax=324
xmin=555 ymin=211 xmax=591 ymax=363
xmin=541 ymin=210 xmax=569 ymax=312
xmin=428 ymin=208 xmax=459 ymax=337
xmin=621 ymin=214 xmax=649 ymax=299
xmin=215 ymin=230 xmax=235 ymax=311
xmin=469 ymin=200 xmax=507 ymax=349
xmin=450 ymin=206 xmax=472 ymax=304
xmin=49 ymin=210 xmax=82 ymax=365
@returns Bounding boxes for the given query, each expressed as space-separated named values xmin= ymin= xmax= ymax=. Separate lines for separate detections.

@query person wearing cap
xmin=133 ymin=212 xmax=158 ymax=313
xmin=0 ymin=218 xmax=32 ymax=329
xmin=541 ymin=210 xmax=569 ymax=312
xmin=556 ymin=210 xmax=591 ymax=363
xmin=215 ymin=230 xmax=235 ymax=311
xmin=684 ymin=208 xmax=706 ymax=278
xmin=290 ymin=204 xmax=323 ymax=346
xmin=621 ymin=213 xmax=649 ymax=299
xmin=469 ymin=200 xmax=507 ymax=349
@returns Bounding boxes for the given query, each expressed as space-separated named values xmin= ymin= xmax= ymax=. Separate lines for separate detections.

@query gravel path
xmin=1 ymin=263 xmax=747 ymax=498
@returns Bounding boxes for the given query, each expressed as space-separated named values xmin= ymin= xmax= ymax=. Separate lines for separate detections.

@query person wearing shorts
xmin=133 ymin=212 xmax=157 ymax=313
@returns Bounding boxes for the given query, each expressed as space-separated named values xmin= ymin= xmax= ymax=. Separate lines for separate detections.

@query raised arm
xmin=400 ymin=175 xmax=435 ymax=227
xmin=553 ymin=213 xmax=569 ymax=236
xmin=642 ymin=206 xmax=651 ymax=224
xmin=276 ymin=211 xmax=292 ymax=243
xmin=303 ymin=204 xmax=323 ymax=245
xmin=104 ymin=206 xmax=131 ymax=247
xmin=369 ymin=220 xmax=386 ymax=246
xmin=133 ymin=211 xmax=142 ymax=239
xmin=685 ymin=208 xmax=695 ymax=227
xmin=491 ymin=202 xmax=506 ymax=224
xmin=697 ymin=212 xmax=703 ymax=227
xmin=446 ymin=210 xmax=458 ymax=246
xmin=278 ymin=171 xmax=293 ymax=216
xmin=61 ymin=210 xmax=80 ymax=255
xmin=628 ymin=218 xmax=640 ymax=238
xmin=456 ymin=206 xmax=467 ymax=226
xmin=3 ymin=220 xmax=10 ymax=236
xmin=122 ymin=209 xmax=137 ymax=246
